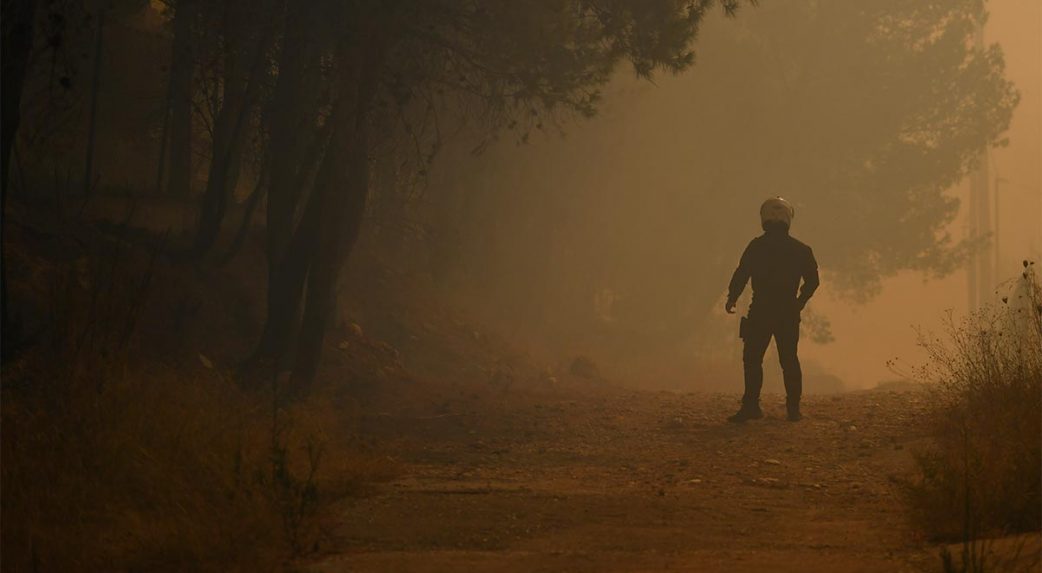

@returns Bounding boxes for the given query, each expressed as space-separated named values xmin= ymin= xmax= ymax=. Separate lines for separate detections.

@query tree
xmin=163 ymin=0 xmax=196 ymax=198
xmin=1 ymin=0 xmax=38 ymax=353
xmin=239 ymin=0 xmax=751 ymax=391
xmin=190 ymin=0 xmax=275 ymax=254
xmin=417 ymin=0 xmax=1018 ymax=368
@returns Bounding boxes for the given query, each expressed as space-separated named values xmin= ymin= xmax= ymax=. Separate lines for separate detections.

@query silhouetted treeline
xmin=1 ymin=0 xmax=755 ymax=388
xmin=410 ymin=2 xmax=1018 ymax=377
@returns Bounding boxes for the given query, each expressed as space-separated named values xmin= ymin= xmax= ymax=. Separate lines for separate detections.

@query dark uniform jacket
xmin=727 ymin=229 xmax=819 ymax=317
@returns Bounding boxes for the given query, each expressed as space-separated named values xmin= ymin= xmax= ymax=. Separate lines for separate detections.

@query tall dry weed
xmin=2 ymin=226 xmax=397 ymax=571
xmin=906 ymin=261 xmax=1041 ymax=569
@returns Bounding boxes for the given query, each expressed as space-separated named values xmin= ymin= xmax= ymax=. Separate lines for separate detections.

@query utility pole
xmin=995 ymin=173 xmax=1007 ymax=283
xmin=976 ymin=150 xmax=992 ymax=302
xmin=967 ymin=192 xmax=977 ymax=311
xmin=967 ymin=19 xmax=993 ymax=311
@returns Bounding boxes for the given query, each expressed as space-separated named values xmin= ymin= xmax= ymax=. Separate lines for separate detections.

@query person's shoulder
xmin=746 ymin=234 xmax=767 ymax=249
xmin=787 ymin=235 xmax=815 ymax=253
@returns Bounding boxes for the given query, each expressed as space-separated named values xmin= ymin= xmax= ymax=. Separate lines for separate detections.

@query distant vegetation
xmin=420 ymin=1 xmax=1019 ymax=376
xmin=1 ymin=0 xmax=754 ymax=392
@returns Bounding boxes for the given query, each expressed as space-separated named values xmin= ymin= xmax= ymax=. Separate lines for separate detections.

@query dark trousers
xmin=742 ymin=311 xmax=802 ymax=406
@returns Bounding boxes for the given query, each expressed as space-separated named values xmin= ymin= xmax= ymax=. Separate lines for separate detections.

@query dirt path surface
xmin=308 ymin=387 xmax=935 ymax=572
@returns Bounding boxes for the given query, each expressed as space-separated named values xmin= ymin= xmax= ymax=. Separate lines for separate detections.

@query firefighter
xmin=725 ymin=197 xmax=819 ymax=423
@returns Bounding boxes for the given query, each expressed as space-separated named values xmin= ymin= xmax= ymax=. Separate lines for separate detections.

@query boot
xmin=786 ymin=399 xmax=802 ymax=422
xmin=728 ymin=403 xmax=763 ymax=423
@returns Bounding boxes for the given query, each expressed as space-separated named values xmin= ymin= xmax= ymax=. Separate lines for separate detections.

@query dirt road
xmin=308 ymin=386 xmax=935 ymax=572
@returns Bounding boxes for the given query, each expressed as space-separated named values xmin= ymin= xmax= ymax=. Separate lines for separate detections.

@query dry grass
xmin=1 ymin=212 xmax=398 ymax=571
xmin=4 ymin=363 xmax=271 ymax=570
xmin=905 ymin=262 xmax=1042 ymax=570
xmin=2 ymin=361 xmax=399 ymax=572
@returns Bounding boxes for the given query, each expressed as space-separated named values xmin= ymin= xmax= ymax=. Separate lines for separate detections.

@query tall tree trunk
xmin=290 ymin=125 xmax=369 ymax=386
xmin=254 ymin=118 xmax=333 ymax=366
xmin=287 ymin=42 xmax=383 ymax=389
xmin=291 ymin=140 xmax=368 ymax=389
xmin=167 ymin=0 xmax=195 ymax=198
xmin=192 ymin=1 xmax=268 ymax=255
xmin=1 ymin=0 xmax=38 ymax=354
xmin=255 ymin=173 xmax=323 ymax=366
xmin=252 ymin=13 xmax=386 ymax=392
xmin=82 ymin=10 xmax=105 ymax=198
xmin=155 ymin=89 xmax=169 ymax=193
xmin=265 ymin=1 xmax=313 ymax=271
xmin=193 ymin=50 xmax=246 ymax=254
xmin=249 ymin=1 xmax=323 ymax=367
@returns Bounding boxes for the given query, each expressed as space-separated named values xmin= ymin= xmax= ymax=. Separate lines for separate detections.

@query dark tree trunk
xmin=193 ymin=51 xmax=247 ymax=254
xmin=250 ymin=3 xmax=313 ymax=364
xmin=192 ymin=1 xmax=269 ymax=255
xmin=251 ymin=17 xmax=385 ymax=392
xmin=82 ymin=11 xmax=105 ymax=197
xmin=1 ymin=0 xmax=38 ymax=354
xmin=255 ymin=175 xmax=323 ymax=365
xmin=253 ymin=119 xmax=333 ymax=365
xmin=287 ymin=45 xmax=382 ymax=389
xmin=265 ymin=2 xmax=314 ymax=270
xmin=290 ymin=133 xmax=369 ymax=386
xmin=167 ymin=0 xmax=195 ymax=198
xmin=219 ymin=164 xmax=267 ymax=265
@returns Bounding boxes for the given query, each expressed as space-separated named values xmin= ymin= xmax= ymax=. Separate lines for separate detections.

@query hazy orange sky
xmin=442 ymin=0 xmax=1042 ymax=391
xmin=803 ymin=0 xmax=1041 ymax=388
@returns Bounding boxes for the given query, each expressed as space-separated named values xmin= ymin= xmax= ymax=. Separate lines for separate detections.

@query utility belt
xmin=739 ymin=308 xmax=801 ymax=340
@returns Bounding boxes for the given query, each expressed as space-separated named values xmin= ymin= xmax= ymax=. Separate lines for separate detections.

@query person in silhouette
xmin=725 ymin=197 xmax=819 ymax=423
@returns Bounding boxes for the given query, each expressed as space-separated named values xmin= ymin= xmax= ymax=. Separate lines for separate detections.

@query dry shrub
xmin=3 ymin=360 xmax=279 ymax=571
xmin=3 ymin=355 xmax=397 ymax=573
xmin=2 ymin=224 xmax=398 ymax=571
xmin=906 ymin=262 xmax=1042 ymax=548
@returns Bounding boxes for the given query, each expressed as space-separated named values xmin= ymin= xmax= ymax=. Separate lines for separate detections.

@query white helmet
xmin=760 ymin=196 xmax=794 ymax=227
